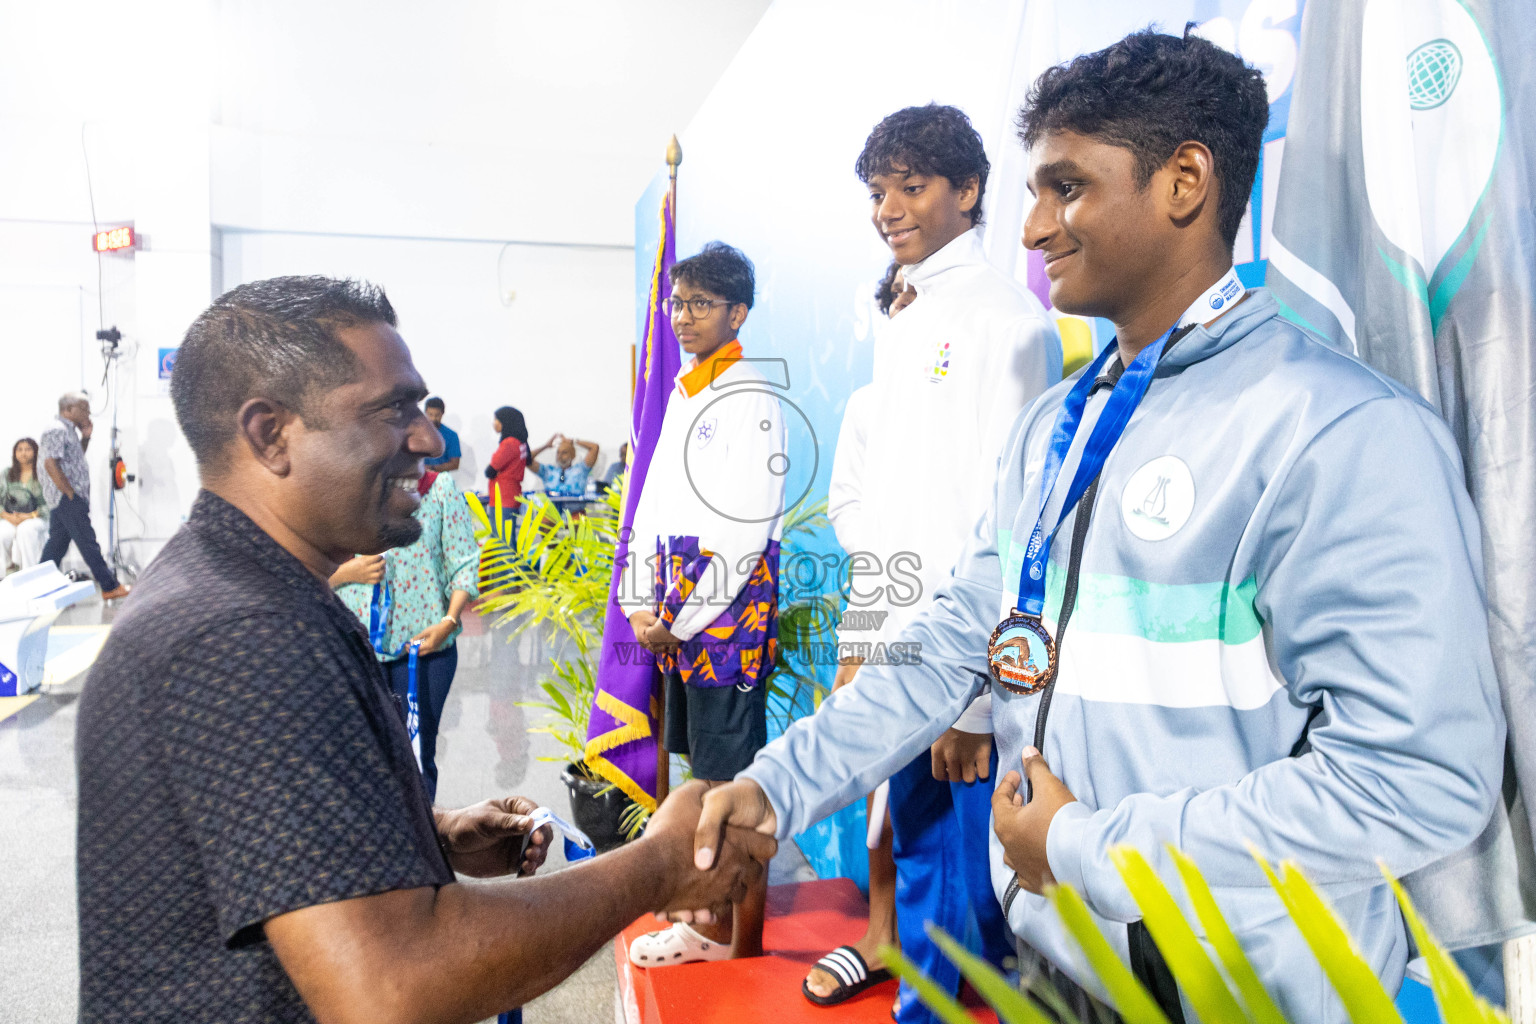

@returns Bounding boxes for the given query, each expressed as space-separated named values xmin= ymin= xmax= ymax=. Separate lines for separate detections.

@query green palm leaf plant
xmin=882 ymin=847 xmax=1506 ymax=1024
xmin=472 ymin=486 xmax=624 ymax=658
xmin=472 ymin=485 xmax=842 ymax=823
xmin=469 ymin=484 xmax=625 ymax=780
xmin=765 ymin=498 xmax=842 ymax=732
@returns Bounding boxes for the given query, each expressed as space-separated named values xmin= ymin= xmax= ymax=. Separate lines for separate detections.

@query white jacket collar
xmin=901 ymin=227 xmax=986 ymax=293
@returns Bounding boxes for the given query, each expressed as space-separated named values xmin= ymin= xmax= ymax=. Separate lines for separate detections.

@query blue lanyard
xmin=371 ymin=581 xmax=422 ymax=767
xmin=1014 ymin=322 xmax=1179 ymax=616
xmin=404 ymin=641 xmax=421 ymax=768
xmin=368 ymin=580 xmax=394 ymax=654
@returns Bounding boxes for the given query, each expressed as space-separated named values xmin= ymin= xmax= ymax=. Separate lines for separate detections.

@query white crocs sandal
xmin=627 ymin=923 xmax=732 ymax=967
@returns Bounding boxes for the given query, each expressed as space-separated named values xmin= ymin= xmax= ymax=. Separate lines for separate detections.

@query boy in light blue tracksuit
xmin=697 ymin=29 xmax=1506 ymax=1023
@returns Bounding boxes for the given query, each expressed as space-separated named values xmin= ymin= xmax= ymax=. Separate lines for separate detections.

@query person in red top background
xmin=485 ymin=405 xmax=528 ymax=512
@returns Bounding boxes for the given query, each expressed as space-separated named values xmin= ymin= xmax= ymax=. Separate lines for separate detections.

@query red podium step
xmin=616 ymin=879 xmax=999 ymax=1023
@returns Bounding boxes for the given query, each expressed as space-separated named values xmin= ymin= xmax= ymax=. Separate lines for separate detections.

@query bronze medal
xmin=987 ymin=612 xmax=1056 ymax=695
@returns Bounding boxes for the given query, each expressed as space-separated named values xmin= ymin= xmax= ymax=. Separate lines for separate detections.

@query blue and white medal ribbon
xmin=405 ymin=641 xmax=422 ymax=771
xmin=370 ymin=576 xmax=423 ymax=770
xmin=368 ymin=578 xmax=392 ymax=654
xmin=987 ymin=267 xmax=1244 ymax=695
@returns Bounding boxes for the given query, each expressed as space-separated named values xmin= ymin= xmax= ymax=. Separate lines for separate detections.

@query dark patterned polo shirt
xmin=75 ymin=491 xmax=454 ymax=1023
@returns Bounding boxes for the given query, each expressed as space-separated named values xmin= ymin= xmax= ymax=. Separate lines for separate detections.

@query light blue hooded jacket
xmin=741 ymin=288 xmax=1505 ymax=1022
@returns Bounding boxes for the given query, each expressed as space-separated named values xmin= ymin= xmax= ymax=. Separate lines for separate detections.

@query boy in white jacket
xmin=622 ymin=242 xmax=786 ymax=965
xmin=806 ymin=106 xmax=1060 ymax=1020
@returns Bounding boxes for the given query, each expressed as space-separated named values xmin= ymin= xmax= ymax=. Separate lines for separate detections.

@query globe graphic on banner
xmin=1406 ymin=38 xmax=1462 ymax=109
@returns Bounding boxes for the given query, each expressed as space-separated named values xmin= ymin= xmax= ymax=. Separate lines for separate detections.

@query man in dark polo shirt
xmin=75 ymin=276 xmax=774 ymax=1024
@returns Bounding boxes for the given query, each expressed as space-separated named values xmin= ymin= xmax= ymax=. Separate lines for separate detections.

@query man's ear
xmin=235 ymin=398 xmax=296 ymax=477
xmin=729 ymin=304 xmax=749 ymax=332
xmin=1164 ymin=141 xmax=1215 ymax=229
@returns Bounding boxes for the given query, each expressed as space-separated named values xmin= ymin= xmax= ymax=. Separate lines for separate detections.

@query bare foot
xmin=804 ymin=930 xmax=891 ymax=999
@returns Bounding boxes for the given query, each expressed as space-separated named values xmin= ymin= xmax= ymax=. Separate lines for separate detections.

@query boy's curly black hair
xmin=670 ymin=241 xmax=756 ymax=310
xmin=1016 ymin=27 xmax=1269 ymax=250
xmin=856 ymin=104 xmax=990 ymax=226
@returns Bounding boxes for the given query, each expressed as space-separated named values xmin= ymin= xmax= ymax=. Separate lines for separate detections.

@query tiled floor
xmin=0 ymin=595 xmax=812 ymax=1024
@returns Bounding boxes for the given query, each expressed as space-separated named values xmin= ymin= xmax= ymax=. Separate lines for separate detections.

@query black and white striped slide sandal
xmin=802 ymin=945 xmax=892 ymax=1007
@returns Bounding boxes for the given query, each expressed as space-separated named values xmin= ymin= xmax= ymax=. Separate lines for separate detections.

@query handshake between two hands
xmin=443 ymin=750 xmax=1075 ymax=914
xmin=438 ymin=781 xmax=780 ymax=922
xmin=645 ymin=780 xmax=780 ymax=924
xmin=647 ymin=751 xmax=1076 ymax=915
xmin=654 ymin=751 xmax=1076 ymax=915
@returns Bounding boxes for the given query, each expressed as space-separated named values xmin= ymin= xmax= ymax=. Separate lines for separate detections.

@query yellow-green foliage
xmin=887 ymin=845 xmax=1508 ymax=1024
xmin=470 ymin=486 xmax=843 ymax=778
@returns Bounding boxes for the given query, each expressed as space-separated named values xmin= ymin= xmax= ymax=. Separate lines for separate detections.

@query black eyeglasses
xmin=666 ymin=297 xmax=733 ymax=318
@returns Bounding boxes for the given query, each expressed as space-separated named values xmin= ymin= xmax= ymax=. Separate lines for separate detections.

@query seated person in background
xmin=1 ymin=437 xmax=49 ymax=574
xmin=595 ymin=442 xmax=629 ymax=496
xmin=529 ymin=434 xmax=598 ymax=498
xmin=423 ymin=396 xmax=461 ymax=472
xmin=603 ymin=442 xmax=629 ymax=484
xmin=485 ymin=405 xmax=528 ymax=514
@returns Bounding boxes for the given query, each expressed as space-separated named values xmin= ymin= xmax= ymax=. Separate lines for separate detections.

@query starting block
xmin=0 ymin=564 xmax=95 ymax=696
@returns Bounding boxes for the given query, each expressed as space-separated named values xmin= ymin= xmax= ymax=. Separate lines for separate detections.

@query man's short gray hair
xmin=58 ymin=392 xmax=90 ymax=412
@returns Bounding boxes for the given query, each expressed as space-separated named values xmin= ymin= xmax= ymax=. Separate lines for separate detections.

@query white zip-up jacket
xmin=619 ymin=346 xmax=786 ymax=688
xmin=832 ymin=228 xmax=1060 ymax=729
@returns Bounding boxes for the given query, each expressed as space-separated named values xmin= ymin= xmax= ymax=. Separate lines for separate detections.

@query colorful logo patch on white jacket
xmin=928 ymin=340 xmax=952 ymax=382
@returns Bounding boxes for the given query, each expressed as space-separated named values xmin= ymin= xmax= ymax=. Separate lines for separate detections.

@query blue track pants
xmin=888 ymin=746 xmax=1013 ymax=1024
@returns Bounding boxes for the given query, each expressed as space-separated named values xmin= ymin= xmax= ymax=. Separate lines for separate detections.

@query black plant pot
xmin=561 ymin=763 xmax=634 ymax=854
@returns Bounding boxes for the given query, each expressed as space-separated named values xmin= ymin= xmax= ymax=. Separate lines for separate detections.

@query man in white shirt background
xmin=803 ymin=105 xmax=1061 ymax=1020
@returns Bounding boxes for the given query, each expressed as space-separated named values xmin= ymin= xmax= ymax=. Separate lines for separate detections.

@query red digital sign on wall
xmin=92 ymin=226 xmax=135 ymax=253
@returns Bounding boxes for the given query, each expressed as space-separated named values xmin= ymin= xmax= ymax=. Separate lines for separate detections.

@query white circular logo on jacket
xmin=1121 ymin=456 xmax=1195 ymax=541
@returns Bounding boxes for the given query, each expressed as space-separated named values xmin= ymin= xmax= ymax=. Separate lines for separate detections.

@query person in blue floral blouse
xmin=333 ymin=469 xmax=480 ymax=798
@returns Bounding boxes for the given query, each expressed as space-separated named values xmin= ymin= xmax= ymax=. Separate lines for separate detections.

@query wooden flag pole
xmin=667 ymin=133 xmax=682 ymax=213
xmin=655 ymin=134 xmax=682 ymax=808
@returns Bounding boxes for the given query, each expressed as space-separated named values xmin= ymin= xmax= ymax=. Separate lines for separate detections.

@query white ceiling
xmin=207 ymin=0 xmax=774 ymax=243
xmin=215 ymin=1 xmax=770 ymax=151
xmin=1 ymin=0 xmax=774 ymax=245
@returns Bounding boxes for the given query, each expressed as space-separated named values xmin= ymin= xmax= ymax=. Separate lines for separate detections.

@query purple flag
xmin=583 ymin=191 xmax=681 ymax=810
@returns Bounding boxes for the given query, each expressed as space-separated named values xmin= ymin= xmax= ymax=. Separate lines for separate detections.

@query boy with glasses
xmin=620 ymin=241 xmax=786 ymax=966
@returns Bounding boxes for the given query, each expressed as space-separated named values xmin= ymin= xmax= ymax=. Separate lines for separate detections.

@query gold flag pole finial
xmin=666 ymin=134 xmax=683 ymax=179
